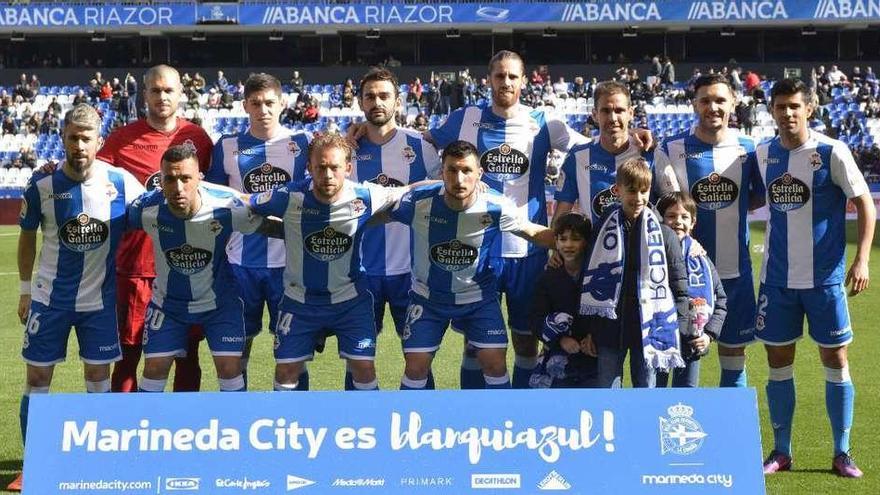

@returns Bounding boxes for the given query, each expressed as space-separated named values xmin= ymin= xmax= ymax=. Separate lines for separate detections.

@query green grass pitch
xmin=0 ymin=223 xmax=878 ymax=493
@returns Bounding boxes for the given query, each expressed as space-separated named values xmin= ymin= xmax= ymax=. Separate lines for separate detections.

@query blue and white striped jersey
xmin=352 ymin=129 xmax=441 ymax=276
xmin=128 ymin=183 xmax=262 ymax=314
xmin=555 ymin=141 xmax=653 ymax=224
xmin=654 ymin=129 xmax=762 ymax=279
xmin=430 ymin=104 xmax=587 ymax=258
xmin=206 ymin=128 xmax=311 ymax=268
xmin=249 ymin=178 xmax=402 ymax=305
xmin=20 ymin=160 xmax=144 ymax=312
xmin=756 ymin=131 xmax=869 ymax=289
xmin=390 ymin=184 xmax=525 ymax=305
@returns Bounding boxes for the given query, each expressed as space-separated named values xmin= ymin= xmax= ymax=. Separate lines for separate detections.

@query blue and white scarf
xmin=683 ymin=236 xmax=715 ymax=315
xmin=580 ymin=207 xmax=684 ymax=371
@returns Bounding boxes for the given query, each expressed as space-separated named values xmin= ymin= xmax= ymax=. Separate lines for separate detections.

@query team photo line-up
xmin=11 ymin=50 xmax=875 ymax=488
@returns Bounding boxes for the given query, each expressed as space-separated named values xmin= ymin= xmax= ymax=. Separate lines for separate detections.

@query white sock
xmin=85 ymin=378 xmax=111 ymax=393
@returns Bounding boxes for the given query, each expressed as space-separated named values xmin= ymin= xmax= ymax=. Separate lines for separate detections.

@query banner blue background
xmin=0 ymin=1 xmax=877 ymax=28
xmin=25 ymin=389 xmax=764 ymax=493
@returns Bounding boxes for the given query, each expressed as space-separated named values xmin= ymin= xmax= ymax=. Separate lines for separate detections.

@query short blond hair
xmin=616 ymin=157 xmax=652 ymax=191
xmin=63 ymin=104 xmax=101 ymax=133
xmin=308 ymin=132 xmax=353 ymax=164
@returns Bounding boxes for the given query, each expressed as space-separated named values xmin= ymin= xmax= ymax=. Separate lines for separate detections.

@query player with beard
xmin=347 ymin=68 xmax=441 ymax=389
xmin=207 ymin=73 xmax=312 ymax=389
xmin=97 ymin=65 xmax=213 ymax=392
xmin=10 ymin=105 xmax=145 ymax=492
xmin=654 ymin=74 xmax=764 ymax=388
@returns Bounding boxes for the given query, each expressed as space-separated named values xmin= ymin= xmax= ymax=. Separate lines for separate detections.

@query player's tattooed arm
xmin=17 ymin=230 xmax=37 ymax=324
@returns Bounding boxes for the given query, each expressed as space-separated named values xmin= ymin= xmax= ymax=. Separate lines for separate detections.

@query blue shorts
xmin=402 ymin=293 xmax=508 ymax=353
xmin=142 ymin=299 xmax=245 ymax=358
xmin=231 ymin=265 xmax=284 ymax=337
xmin=365 ymin=273 xmax=410 ymax=335
xmin=21 ymin=301 xmax=121 ymax=366
xmin=755 ymin=283 xmax=852 ymax=347
xmin=274 ymin=292 xmax=377 ymax=363
xmin=492 ymin=252 xmax=548 ymax=336
xmin=717 ymin=274 xmax=757 ymax=347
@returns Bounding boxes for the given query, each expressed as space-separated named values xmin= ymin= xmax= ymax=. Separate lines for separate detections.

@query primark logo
xmin=559 ymin=2 xmax=661 ymax=22
xmin=686 ymin=1 xmax=788 ymax=20
xmin=814 ymin=0 xmax=880 ymax=18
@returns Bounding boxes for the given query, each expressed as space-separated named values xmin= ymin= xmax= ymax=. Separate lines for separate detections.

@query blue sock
xmin=460 ymin=348 xmax=485 ymax=389
xmin=241 ymin=358 xmax=249 ymax=389
xmin=296 ymin=368 xmax=310 ymax=391
xmin=720 ymin=367 xmax=748 ymax=388
xmin=513 ymin=355 xmax=538 ymax=389
xmin=425 ymin=370 xmax=436 ymax=390
xmin=344 ymin=371 xmax=355 ymax=391
xmin=19 ymin=395 xmax=29 ymax=444
xmin=826 ymin=379 xmax=854 ymax=456
xmin=484 ymin=374 xmax=511 ymax=389
xmin=766 ymin=378 xmax=796 ymax=456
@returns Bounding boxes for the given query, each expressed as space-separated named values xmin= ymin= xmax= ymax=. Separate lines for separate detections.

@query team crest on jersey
xmin=145 ymin=171 xmax=162 ymax=191
xmin=430 ymin=239 xmax=478 ymax=272
xmin=691 ymin=173 xmax=738 ymax=210
xmin=243 ymin=163 xmax=291 ymax=193
xmin=768 ymin=173 xmax=810 ymax=212
xmin=481 ymin=142 xmax=529 ymax=180
xmin=349 ymin=198 xmax=367 ymax=216
xmin=555 ymin=170 xmax=566 ymax=192
xmin=288 ymin=141 xmax=302 ymax=157
xmin=591 ymin=187 xmax=620 ymax=218
xmin=810 ymin=152 xmax=823 ymax=171
xmin=305 ymin=226 xmax=353 ymax=261
xmin=60 ymin=213 xmax=109 ymax=252
xmin=370 ymin=173 xmax=404 ymax=188
xmin=659 ymin=403 xmax=707 ymax=456
xmin=105 ymin=182 xmax=118 ymax=200
xmin=209 ymin=220 xmax=223 ymax=235
xmin=165 ymin=243 xmax=212 ymax=275
xmin=401 ymin=145 xmax=416 ymax=164
xmin=479 ymin=213 xmax=493 ymax=228
xmin=736 ymin=145 xmax=748 ymax=162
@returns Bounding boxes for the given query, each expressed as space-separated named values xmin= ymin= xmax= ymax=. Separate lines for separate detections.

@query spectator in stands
xmin=865 ymin=67 xmax=877 ymax=86
xmin=736 ymin=100 xmax=756 ymax=136
xmin=648 ymin=56 xmax=662 ymax=90
xmin=220 ymin=88 xmax=234 ymax=110
xmin=827 ymin=65 xmax=847 ymax=86
xmin=661 ymin=56 xmax=676 ymax=86
xmin=14 ymin=73 xmax=32 ymax=102
xmin=232 ymin=80 xmax=245 ymax=101
xmin=24 ymin=113 xmax=40 ymax=136
xmin=407 ymin=77 xmax=423 ymax=110
xmin=412 ymin=112 xmax=429 ymax=132
xmin=553 ymin=77 xmax=570 ymax=99
xmin=817 ymin=81 xmax=833 ymax=106
xmin=99 ymin=80 xmax=113 ymax=102
xmin=184 ymin=85 xmax=200 ymax=111
xmin=816 ymin=65 xmax=829 ymax=85
xmin=538 ymin=64 xmax=551 ymax=83
xmin=181 ymin=72 xmax=193 ymax=91
xmin=192 ymin=72 xmax=207 ymax=94
xmin=94 ymin=71 xmax=104 ymax=85
xmin=290 ymin=70 xmax=304 ymax=95
xmin=73 ymin=88 xmax=88 ymax=106
xmin=571 ymin=76 xmax=587 ymax=100
xmin=474 ymin=77 xmax=489 ymax=103
xmin=47 ymin=96 xmax=61 ymax=117
xmin=530 ymin=69 xmax=544 ymax=86
xmin=439 ymin=76 xmax=452 ymax=115
xmin=20 ymin=145 xmax=35 ymax=168
xmin=125 ymin=73 xmax=139 ymax=119
xmin=205 ymin=88 xmax=221 ymax=110
xmin=385 ymin=54 xmax=402 ymax=68
xmin=851 ymin=66 xmax=864 ymax=86
xmin=302 ymin=98 xmax=319 ymax=123
xmin=866 ymin=98 xmax=880 ymax=118
xmin=2 ymin=115 xmax=18 ymax=135
xmin=744 ymin=70 xmax=760 ymax=94
xmin=282 ymin=100 xmax=304 ymax=125
xmin=87 ymin=79 xmax=101 ymax=102
xmin=342 ymin=86 xmax=355 ymax=109
xmin=27 ymin=74 xmax=40 ymax=99
xmin=214 ymin=70 xmax=228 ymax=92
xmin=39 ymin=111 xmax=59 ymax=135
xmin=730 ymin=68 xmax=744 ymax=96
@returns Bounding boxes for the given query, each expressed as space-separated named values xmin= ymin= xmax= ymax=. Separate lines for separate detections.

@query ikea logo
xmin=165 ymin=477 xmax=200 ymax=490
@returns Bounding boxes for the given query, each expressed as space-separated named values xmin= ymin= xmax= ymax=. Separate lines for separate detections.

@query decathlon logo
xmin=471 ymin=474 xmax=520 ymax=489
xmin=688 ymin=1 xmax=788 ymax=20
xmin=814 ymin=0 xmax=880 ymax=18
xmin=560 ymin=2 xmax=661 ymax=22
xmin=659 ymin=403 xmax=707 ymax=455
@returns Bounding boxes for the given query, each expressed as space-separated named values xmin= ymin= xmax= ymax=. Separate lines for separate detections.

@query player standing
xmin=98 ymin=65 xmax=213 ymax=392
xmin=757 ymin=79 xmax=874 ymax=477
xmin=654 ymin=74 xmax=763 ymax=388
xmin=131 ymin=145 xmax=271 ymax=393
xmin=350 ymin=68 xmax=441 ymax=388
xmin=206 ymin=73 xmax=311 ymax=389
xmin=11 ymin=105 xmax=145 ymax=492
xmin=389 ymin=141 xmax=555 ymax=390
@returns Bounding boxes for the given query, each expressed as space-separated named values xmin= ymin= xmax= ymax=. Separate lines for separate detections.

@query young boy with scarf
xmin=529 ymin=213 xmax=598 ymax=388
xmin=655 ymin=192 xmax=728 ymax=387
xmin=580 ymin=157 xmax=690 ymax=388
